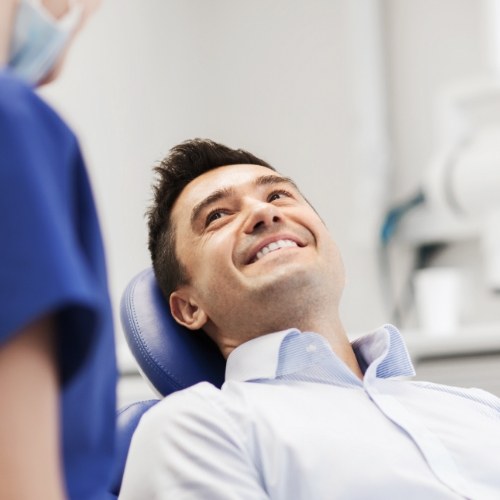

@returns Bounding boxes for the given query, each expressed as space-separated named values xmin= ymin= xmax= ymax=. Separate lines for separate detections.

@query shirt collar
xmin=225 ymin=324 xmax=415 ymax=384
xmin=225 ymin=329 xmax=295 ymax=382
xmin=352 ymin=324 xmax=415 ymax=380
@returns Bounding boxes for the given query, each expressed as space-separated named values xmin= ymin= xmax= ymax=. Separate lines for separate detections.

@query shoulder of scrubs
xmin=0 ymin=71 xmax=116 ymax=498
xmin=0 ymin=70 xmax=110 ymax=381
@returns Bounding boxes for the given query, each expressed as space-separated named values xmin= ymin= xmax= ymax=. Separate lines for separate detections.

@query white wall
xmin=384 ymin=0 xmax=490 ymax=195
xmin=41 ymin=0 xmax=390 ymax=347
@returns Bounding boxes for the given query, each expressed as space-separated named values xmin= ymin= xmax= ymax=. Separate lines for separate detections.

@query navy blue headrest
xmin=120 ymin=268 xmax=226 ymax=396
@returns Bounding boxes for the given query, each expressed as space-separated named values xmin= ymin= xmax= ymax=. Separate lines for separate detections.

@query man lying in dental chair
xmin=120 ymin=139 xmax=500 ymax=499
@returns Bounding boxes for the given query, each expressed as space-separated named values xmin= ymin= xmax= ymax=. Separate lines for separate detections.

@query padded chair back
xmin=112 ymin=268 xmax=227 ymax=496
xmin=119 ymin=267 xmax=226 ymax=396
xmin=110 ymin=399 xmax=159 ymax=497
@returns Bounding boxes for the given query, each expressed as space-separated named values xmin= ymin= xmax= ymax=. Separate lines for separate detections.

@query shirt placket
xmin=362 ymin=374 xmax=473 ymax=499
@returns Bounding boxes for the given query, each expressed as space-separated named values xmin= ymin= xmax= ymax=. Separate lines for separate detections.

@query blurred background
xmin=39 ymin=0 xmax=500 ymax=404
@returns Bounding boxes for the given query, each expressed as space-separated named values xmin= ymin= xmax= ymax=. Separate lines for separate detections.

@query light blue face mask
xmin=8 ymin=0 xmax=83 ymax=86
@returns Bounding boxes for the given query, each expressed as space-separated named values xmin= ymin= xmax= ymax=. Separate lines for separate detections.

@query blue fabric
xmin=120 ymin=268 xmax=225 ymax=396
xmin=111 ymin=399 xmax=159 ymax=496
xmin=0 ymin=71 xmax=116 ymax=499
xmin=276 ymin=330 xmax=364 ymax=386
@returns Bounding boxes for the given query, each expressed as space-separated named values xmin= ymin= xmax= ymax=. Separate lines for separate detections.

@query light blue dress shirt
xmin=120 ymin=325 xmax=500 ymax=500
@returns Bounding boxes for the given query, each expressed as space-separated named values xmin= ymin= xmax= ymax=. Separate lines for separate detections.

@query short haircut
xmin=147 ymin=138 xmax=274 ymax=300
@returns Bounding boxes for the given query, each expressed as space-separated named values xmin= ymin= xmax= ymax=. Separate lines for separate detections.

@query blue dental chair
xmin=110 ymin=268 xmax=226 ymax=496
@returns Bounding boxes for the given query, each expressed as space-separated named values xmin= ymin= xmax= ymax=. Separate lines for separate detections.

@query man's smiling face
xmin=169 ymin=163 xmax=345 ymax=346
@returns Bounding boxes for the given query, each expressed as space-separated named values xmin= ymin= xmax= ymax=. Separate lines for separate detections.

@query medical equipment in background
xmin=422 ymin=79 xmax=500 ymax=291
xmin=380 ymin=78 xmax=500 ymax=324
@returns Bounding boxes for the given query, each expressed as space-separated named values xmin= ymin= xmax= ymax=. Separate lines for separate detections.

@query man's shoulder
xmin=169 ymin=380 xmax=222 ymax=402
xmin=142 ymin=382 xmax=224 ymax=422
xmin=409 ymin=379 xmax=500 ymax=415
xmin=131 ymin=382 xmax=237 ymax=445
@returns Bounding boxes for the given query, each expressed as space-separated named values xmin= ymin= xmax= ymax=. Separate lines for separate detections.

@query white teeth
xmin=254 ymin=239 xmax=298 ymax=262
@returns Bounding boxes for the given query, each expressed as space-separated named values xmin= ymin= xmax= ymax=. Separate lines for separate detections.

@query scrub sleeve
xmin=0 ymin=72 xmax=117 ymax=499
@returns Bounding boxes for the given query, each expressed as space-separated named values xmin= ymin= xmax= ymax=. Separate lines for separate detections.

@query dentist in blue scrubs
xmin=0 ymin=1 xmax=116 ymax=498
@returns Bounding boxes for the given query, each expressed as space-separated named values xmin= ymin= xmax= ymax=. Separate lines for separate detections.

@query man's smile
xmin=245 ymin=234 xmax=306 ymax=265
xmin=254 ymin=239 xmax=298 ymax=262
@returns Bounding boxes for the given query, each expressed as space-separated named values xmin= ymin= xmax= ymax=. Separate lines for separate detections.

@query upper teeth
xmin=255 ymin=239 xmax=298 ymax=262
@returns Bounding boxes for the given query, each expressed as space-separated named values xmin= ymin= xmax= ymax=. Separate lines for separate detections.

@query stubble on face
xmin=171 ymin=164 xmax=346 ymax=347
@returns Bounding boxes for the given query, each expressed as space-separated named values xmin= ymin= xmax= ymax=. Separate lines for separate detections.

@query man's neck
xmin=299 ymin=317 xmax=364 ymax=380
xmin=216 ymin=316 xmax=364 ymax=380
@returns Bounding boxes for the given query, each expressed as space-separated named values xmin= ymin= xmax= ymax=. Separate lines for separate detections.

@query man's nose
xmin=243 ymin=201 xmax=283 ymax=234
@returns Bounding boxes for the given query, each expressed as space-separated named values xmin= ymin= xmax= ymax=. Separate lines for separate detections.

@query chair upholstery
xmin=119 ymin=267 xmax=226 ymax=396
xmin=112 ymin=268 xmax=226 ymax=496
xmin=110 ymin=399 xmax=159 ymax=497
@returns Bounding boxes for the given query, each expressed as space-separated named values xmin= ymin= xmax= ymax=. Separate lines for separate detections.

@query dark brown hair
xmin=147 ymin=138 xmax=274 ymax=300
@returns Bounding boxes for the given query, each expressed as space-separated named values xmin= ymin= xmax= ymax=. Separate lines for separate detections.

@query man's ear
xmin=169 ymin=289 xmax=208 ymax=330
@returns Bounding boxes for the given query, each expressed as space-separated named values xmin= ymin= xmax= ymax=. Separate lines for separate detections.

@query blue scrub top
xmin=0 ymin=72 xmax=116 ymax=499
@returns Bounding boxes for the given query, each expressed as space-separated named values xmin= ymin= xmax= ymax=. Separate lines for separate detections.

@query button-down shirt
xmin=120 ymin=325 xmax=500 ymax=499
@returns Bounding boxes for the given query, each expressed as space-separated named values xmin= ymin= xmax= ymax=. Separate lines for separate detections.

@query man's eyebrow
xmin=255 ymin=174 xmax=299 ymax=190
xmin=191 ymin=186 xmax=235 ymax=227
xmin=190 ymin=174 xmax=300 ymax=227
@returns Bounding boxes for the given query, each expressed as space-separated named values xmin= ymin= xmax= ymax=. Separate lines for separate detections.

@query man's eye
xmin=268 ymin=190 xmax=292 ymax=202
xmin=205 ymin=209 xmax=225 ymax=226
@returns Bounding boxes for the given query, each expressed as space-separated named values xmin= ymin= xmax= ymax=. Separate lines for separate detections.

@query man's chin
xmin=247 ymin=264 xmax=322 ymax=297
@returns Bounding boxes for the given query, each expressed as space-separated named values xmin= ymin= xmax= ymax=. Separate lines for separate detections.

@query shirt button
xmin=306 ymin=343 xmax=317 ymax=353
